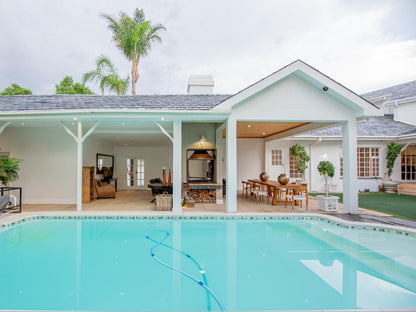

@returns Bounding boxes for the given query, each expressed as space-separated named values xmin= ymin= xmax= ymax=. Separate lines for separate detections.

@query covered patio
xmin=0 ymin=60 xmax=383 ymax=214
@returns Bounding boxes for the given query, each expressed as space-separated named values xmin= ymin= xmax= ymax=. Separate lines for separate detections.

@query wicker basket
xmin=155 ymin=192 xmax=172 ymax=211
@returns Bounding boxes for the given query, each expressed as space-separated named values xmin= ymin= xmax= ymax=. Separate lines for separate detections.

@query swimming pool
xmin=0 ymin=216 xmax=415 ymax=311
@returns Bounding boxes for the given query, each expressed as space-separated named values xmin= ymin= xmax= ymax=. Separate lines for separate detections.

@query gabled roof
xmin=299 ymin=116 xmax=416 ymax=137
xmin=212 ymin=59 xmax=381 ymax=116
xmin=0 ymin=94 xmax=231 ymax=112
xmin=361 ymin=80 xmax=416 ymax=103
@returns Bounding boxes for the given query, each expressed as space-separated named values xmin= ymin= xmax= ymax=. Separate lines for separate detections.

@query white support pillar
xmin=76 ymin=122 xmax=83 ymax=212
xmin=226 ymin=117 xmax=237 ymax=213
xmin=216 ymin=123 xmax=225 ymax=204
xmin=172 ymin=120 xmax=182 ymax=212
xmin=342 ymin=119 xmax=358 ymax=214
xmin=61 ymin=121 xmax=100 ymax=212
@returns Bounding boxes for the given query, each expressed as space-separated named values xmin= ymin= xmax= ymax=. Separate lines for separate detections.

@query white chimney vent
xmin=187 ymin=75 xmax=214 ymax=94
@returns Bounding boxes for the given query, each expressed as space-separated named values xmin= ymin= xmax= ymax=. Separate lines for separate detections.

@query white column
xmin=76 ymin=122 xmax=83 ymax=212
xmin=342 ymin=119 xmax=358 ymax=214
xmin=172 ymin=120 xmax=182 ymax=212
xmin=226 ymin=117 xmax=237 ymax=213
xmin=216 ymin=123 xmax=225 ymax=204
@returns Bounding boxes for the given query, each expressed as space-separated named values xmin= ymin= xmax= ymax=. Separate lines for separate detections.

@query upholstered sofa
xmin=94 ymin=179 xmax=116 ymax=199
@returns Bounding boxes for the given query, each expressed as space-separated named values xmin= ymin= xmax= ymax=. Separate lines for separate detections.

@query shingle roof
xmin=301 ymin=116 xmax=416 ymax=137
xmin=0 ymin=94 xmax=231 ymax=112
xmin=361 ymin=80 xmax=416 ymax=102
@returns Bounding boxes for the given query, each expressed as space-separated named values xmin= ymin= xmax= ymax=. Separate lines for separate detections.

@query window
xmin=401 ymin=145 xmax=416 ymax=181
xmin=271 ymin=149 xmax=283 ymax=166
xmin=357 ymin=147 xmax=379 ymax=177
xmin=289 ymin=153 xmax=302 ymax=178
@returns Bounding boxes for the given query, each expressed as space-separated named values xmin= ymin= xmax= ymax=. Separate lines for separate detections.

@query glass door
xmin=126 ymin=158 xmax=144 ymax=189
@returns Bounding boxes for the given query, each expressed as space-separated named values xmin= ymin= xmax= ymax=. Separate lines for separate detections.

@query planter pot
xmin=317 ymin=195 xmax=339 ymax=212
xmin=382 ymin=180 xmax=398 ymax=194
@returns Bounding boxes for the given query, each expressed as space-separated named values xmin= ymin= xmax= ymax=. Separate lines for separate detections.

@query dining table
xmin=248 ymin=179 xmax=305 ymax=205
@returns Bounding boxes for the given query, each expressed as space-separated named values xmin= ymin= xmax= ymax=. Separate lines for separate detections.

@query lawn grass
xmin=309 ymin=192 xmax=416 ymax=220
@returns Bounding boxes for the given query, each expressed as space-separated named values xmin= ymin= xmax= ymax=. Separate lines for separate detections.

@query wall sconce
xmin=199 ymin=135 xmax=207 ymax=148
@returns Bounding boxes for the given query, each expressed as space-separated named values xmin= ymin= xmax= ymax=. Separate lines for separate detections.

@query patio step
xmin=398 ymin=183 xmax=416 ymax=195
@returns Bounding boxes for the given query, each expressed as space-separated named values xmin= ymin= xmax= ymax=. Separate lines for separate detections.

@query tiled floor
xmin=21 ymin=190 xmax=386 ymax=215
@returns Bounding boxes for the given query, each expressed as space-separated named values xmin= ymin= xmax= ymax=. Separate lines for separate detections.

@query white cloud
xmin=0 ymin=0 xmax=415 ymax=95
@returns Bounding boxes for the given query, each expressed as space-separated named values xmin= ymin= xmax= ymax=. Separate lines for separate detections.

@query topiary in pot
xmin=317 ymin=160 xmax=335 ymax=197
xmin=290 ymin=144 xmax=311 ymax=180
xmin=0 ymin=157 xmax=22 ymax=186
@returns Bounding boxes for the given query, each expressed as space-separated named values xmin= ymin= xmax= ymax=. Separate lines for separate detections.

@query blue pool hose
xmin=145 ymin=230 xmax=224 ymax=311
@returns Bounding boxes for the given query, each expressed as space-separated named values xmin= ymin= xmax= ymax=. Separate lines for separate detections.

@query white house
xmin=261 ymin=80 xmax=416 ymax=194
xmin=0 ymin=60 xmax=385 ymax=213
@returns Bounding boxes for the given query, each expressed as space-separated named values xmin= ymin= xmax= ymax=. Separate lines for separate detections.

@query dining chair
xmin=254 ymin=183 xmax=270 ymax=204
xmin=285 ymin=186 xmax=308 ymax=210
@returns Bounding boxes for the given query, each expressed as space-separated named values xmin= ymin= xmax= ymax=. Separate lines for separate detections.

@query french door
xmin=126 ymin=158 xmax=144 ymax=189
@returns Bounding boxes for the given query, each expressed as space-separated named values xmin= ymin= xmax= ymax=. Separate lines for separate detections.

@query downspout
xmin=308 ymin=137 xmax=322 ymax=192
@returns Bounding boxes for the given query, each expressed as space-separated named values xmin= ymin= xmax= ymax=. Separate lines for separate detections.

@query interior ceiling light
xmin=189 ymin=150 xmax=214 ymax=160
xmin=73 ymin=117 xmax=77 ymax=120
xmin=122 ymin=122 xmax=125 ymax=126
xmin=21 ymin=122 xmax=24 ymax=126
xmin=161 ymin=117 xmax=165 ymax=120
xmin=323 ymin=86 xmax=329 ymax=91
xmin=262 ymin=131 xmax=266 ymax=135
xmin=247 ymin=125 xmax=252 ymax=128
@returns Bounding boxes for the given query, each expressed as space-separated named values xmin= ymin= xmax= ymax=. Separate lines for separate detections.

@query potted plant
xmin=290 ymin=144 xmax=310 ymax=184
xmin=382 ymin=142 xmax=402 ymax=193
xmin=0 ymin=157 xmax=22 ymax=186
xmin=316 ymin=160 xmax=339 ymax=212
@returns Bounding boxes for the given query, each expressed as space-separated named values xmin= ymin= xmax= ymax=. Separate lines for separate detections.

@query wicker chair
xmin=94 ymin=179 xmax=116 ymax=199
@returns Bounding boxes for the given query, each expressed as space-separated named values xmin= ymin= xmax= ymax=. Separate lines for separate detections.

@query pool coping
xmin=1 ymin=211 xmax=416 ymax=237
xmin=1 ymin=212 xmax=416 ymax=312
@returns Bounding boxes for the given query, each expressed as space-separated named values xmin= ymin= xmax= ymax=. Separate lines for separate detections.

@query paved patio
xmin=19 ymin=190 xmax=374 ymax=213
xmin=14 ymin=190 xmax=416 ymax=229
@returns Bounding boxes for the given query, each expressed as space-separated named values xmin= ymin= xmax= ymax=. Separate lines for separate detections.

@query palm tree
xmin=102 ymin=9 xmax=166 ymax=95
xmin=83 ymin=56 xmax=129 ymax=95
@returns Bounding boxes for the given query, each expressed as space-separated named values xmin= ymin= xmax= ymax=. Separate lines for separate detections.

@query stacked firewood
xmin=189 ymin=189 xmax=216 ymax=203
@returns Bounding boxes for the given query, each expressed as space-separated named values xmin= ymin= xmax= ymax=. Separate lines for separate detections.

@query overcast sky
xmin=0 ymin=0 xmax=415 ymax=95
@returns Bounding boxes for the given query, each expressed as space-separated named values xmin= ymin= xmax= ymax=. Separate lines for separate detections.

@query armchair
xmin=94 ymin=179 xmax=116 ymax=199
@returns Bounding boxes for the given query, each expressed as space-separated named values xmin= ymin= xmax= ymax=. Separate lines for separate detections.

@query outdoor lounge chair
xmin=0 ymin=195 xmax=17 ymax=213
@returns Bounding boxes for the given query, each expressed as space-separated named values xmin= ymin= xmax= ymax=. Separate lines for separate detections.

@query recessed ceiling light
xmin=161 ymin=117 xmax=165 ymax=121
xmin=262 ymin=131 xmax=266 ymax=136
xmin=247 ymin=125 xmax=251 ymax=128
xmin=116 ymin=137 xmax=119 ymax=140
xmin=124 ymin=143 xmax=128 ymax=146
xmin=73 ymin=117 xmax=77 ymax=120
xmin=21 ymin=122 xmax=24 ymax=126
xmin=122 ymin=122 xmax=125 ymax=126
xmin=71 ymin=122 xmax=74 ymax=125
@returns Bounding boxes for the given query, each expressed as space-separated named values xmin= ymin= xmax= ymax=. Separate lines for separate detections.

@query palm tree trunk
xmin=131 ymin=58 xmax=139 ymax=95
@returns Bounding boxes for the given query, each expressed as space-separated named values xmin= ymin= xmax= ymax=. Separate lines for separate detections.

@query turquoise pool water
xmin=0 ymin=217 xmax=415 ymax=311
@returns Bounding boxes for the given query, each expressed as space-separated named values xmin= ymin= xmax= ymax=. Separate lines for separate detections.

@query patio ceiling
xmin=223 ymin=121 xmax=311 ymax=138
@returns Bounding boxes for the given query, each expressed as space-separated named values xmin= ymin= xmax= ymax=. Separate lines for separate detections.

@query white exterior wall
xmin=114 ymin=146 xmax=172 ymax=190
xmin=0 ymin=126 xmax=77 ymax=204
xmin=396 ymin=100 xmax=416 ymax=126
xmin=236 ymin=139 xmax=265 ymax=190
xmin=265 ymin=138 xmax=403 ymax=193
